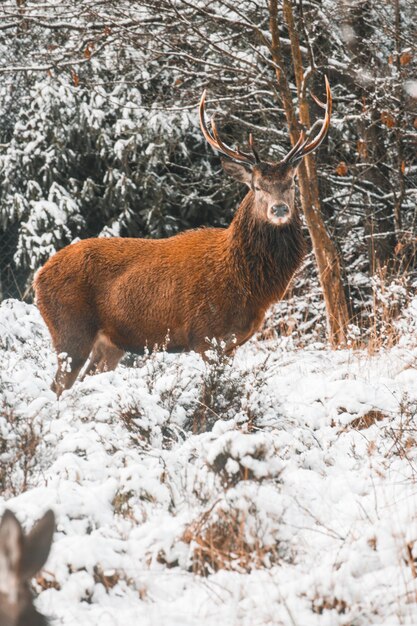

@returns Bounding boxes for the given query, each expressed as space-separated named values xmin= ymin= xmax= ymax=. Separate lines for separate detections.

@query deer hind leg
xmin=80 ymin=330 xmax=125 ymax=380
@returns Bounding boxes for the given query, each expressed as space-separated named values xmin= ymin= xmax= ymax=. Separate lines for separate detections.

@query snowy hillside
xmin=1 ymin=297 xmax=417 ymax=625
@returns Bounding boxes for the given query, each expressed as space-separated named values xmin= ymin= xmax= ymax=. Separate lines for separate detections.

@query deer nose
xmin=271 ymin=204 xmax=289 ymax=218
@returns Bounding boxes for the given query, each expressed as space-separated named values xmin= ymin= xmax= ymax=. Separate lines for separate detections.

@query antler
xmin=199 ymin=90 xmax=259 ymax=165
xmin=281 ymin=76 xmax=332 ymax=165
xmin=199 ymin=78 xmax=331 ymax=168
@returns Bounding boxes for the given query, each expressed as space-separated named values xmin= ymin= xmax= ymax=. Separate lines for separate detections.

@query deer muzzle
xmin=271 ymin=204 xmax=289 ymax=218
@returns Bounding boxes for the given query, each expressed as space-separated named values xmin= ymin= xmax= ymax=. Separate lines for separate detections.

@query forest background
xmin=0 ymin=0 xmax=416 ymax=348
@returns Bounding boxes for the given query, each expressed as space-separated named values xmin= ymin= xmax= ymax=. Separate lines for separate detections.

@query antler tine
xmin=281 ymin=129 xmax=307 ymax=165
xmin=299 ymin=76 xmax=332 ymax=158
xmin=199 ymin=90 xmax=221 ymax=153
xmin=310 ymin=93 xmax=326 ymax=109
xmin=211 ymin=118 xmax=255 ymax=164
xmin=199 ymin=90 xmax=256 ymax=165
xmin=282 ymin=76 xmax=332 ymax=165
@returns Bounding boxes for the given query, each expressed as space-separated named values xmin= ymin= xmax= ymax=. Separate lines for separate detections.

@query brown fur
xmin=35 ymin=164 xmax=306 ymax=395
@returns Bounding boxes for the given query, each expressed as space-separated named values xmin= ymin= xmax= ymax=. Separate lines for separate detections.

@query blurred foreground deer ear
xmin=221 ymin=158 xmax=252 ymax=186
xmin=20 ymin=510 xmax=55 ymax=580
xmin=0 ymin=510 xmax=24 ymax=576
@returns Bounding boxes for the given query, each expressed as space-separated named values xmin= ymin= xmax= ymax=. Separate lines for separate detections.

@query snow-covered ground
xmin=1 ymin=297 xmax=417 ymax=626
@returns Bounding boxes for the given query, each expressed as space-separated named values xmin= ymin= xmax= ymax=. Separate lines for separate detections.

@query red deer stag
xmin=35 ymin=78 xmax=332 ymax=396
xmin=0 ymin=509 xmax=55 ymax=626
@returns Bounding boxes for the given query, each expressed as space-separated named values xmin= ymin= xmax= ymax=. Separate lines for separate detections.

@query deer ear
xmin=20 ymin=510 xmax=55 ymax=580
xmin=221 ymin=158 xmax=252 ymax=186
xmin=0 ymin=510 xmax=24 ymax=577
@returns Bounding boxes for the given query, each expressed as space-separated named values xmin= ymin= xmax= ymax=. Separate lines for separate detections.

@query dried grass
xmin=181 ymin=505 xmax=280 ymax=576
xmin=0 ymin=402 xmax=43 ymax=496
xmin=350 ymin=409 xmax=387 ymax=430
xmin=312 ymin=595 xmax=348 ymax=615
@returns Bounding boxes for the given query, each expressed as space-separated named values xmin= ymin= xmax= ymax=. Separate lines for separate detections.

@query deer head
xmin=0 ymin=509 xmax=55 ymax=626
xmin=199 ymin=77 xmax=332 ymax=226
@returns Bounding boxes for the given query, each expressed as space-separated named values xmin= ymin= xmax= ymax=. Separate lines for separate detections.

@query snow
xmin=405 ymin=81 xmax=417 ymax=99
xmin=1 ymin=298 xmax=417 ymax=625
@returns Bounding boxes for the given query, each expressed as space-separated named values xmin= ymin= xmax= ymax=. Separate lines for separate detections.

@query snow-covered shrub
xmin=187 ymin=339 xmax=245 ymax=432
xmin=162 ymin=429 xmax=287 ymax=575
xmin=0 ymin=403 xmax=44 ymax=496
xmin=1 ymin=297 xmax=417 ymax=622
xmin=380 ymin=392 xmax=417 ymax=461
xmin=16 ymin=188 xmax=83 ymax=269
xmin=366 ymin=272 xmax=411 ymax=349
xmin=116 ymin=397 xmax=163 ymax=450
xmin=266 ymin=254 xmax=328 ymax=348
xmin=181 ymin=481 xmax=288 ymax=575
xmin=395 ymin=294 xmax=417 ymax=347
xmin=0 ymin=298 xmax=48 ymax=352
xmin=127 ymin=348 xmax=203 ymax=441
xmin=205 ymin=431 xmax=283 ymax=487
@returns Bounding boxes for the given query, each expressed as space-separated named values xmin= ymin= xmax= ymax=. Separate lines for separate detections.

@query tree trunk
xmin=269 ymin=0 xmax=350 ymax=346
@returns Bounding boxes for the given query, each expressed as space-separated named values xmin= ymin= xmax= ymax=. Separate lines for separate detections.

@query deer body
xmin=35 ymin=192 xmax=305 ymax=391
xmin=35 ymin=80 xmax=331 ymax=395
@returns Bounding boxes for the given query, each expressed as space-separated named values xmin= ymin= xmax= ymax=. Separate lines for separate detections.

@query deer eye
xmin=254 ymin=186 xmax=261 ymax=192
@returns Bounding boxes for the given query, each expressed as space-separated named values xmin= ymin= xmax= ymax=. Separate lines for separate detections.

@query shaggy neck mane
xmin=227 ymin=192 xmax=306 ymax=304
